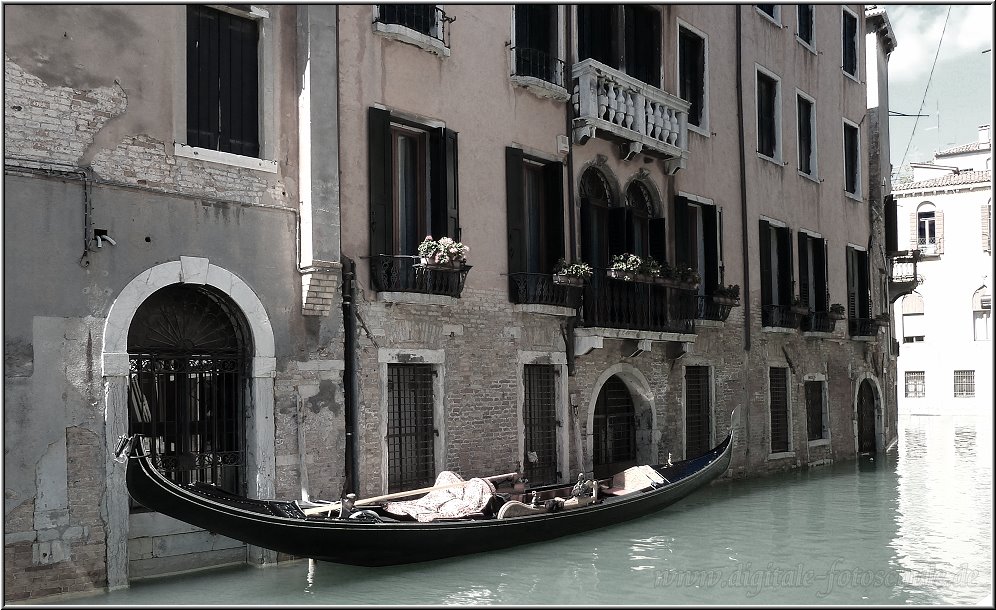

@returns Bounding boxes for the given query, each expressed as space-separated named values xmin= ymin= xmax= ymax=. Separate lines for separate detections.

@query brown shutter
xmin=797 ymin=232 xmax=810 ymax=307
xmin=368 ymin=107 xmax=392 ymax=258
xmin=983 ymin=203 xmax=992 ymax=253
xmin=187 ymin=6 xmax=220 ymax=150
xmin=909 ymin=212 xmax=918 ymax=251
xmin=505 ymin=147 xmax=526 ymax=280
xmin=935 ymin=210 xmax=944 ymax=254
xmin=759 ymin=219 xmax=772 ymax=308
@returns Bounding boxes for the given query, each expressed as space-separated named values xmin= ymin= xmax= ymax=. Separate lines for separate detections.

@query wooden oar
xmin=302 ymin=471 xmax=519 ymax=516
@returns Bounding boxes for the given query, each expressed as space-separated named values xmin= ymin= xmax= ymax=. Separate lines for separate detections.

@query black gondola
xmin=121 ymin=410 xmax=737 ymax=567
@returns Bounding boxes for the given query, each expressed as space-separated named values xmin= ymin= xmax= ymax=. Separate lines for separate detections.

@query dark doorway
xmin=127 ymin=284 xmax=251 ymax=499
xmin=593 ymin=376 xmax=637 ymax=479
xmin=857 ymin=379 xmax=877 ymax=455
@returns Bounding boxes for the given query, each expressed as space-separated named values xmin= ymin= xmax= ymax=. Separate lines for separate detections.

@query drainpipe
xmin=340 ymin=255 xmax=360 ymax=496
xmin=565 ymin=6 xmax=577 ymax=262
xmin=735 ymin=5 xmax=751 ymax=470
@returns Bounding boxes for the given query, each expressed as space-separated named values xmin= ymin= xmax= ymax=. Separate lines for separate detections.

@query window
xmin=678 ymin=24 xmax=707 ymax=131
xmin=841 ymin=7 xmax=859 ymax=77
xmin=797 ymin=93 xmax=816 ymax=176
xmin=756 ymin=68 xmax=781 ymax=160
xmin=905 ymin=371 xmax=926 ymax=398
xmin=910 ymin=202 xmax=943 ymax=255
xmin=685 ymin=366 xmax=712 ymax=458
xmin=523 ymin=364 xmax=559 ymax=485
xmin=675 ymin=196 xmax=722 ymax=298
xmin=769 ymin=367 xmax=790 ymax=453
xmin=843 ymin=120 xmax=860 ymax=196
xmin=368 ymin=107 xmax=459 ymax=258
xmin=798 ymin=231 xmax=828 ymax=330
xmin=982 ymin=200 xmax=992 ymax=253
xmin=797 ymin=5 xmax=815 ymax=47
xmin=593 ymin=376 xmax=637 ymax=479
xmin=505 ymin=148 xmax=565 ymax=278
xmin=186 ymin=5 xmax=260 ymax=158
xmin=902 ymin=293 xmax=926 ymax=342
xmin=973 ymin=289 xmax=991 ymax=341
xmin=512 ymin=5 xmax=562 ymax=87
xmin=846 ymin=246 xmax=871 ymax=323
xmin=805 ymin=380 xmax=827 ymax=441
xmin=953 ymin=370 xmax=975 ymax=398
xmin=757 ymin=4 xmax=780 ymax=24
xmin=579 ymin=169 xmax=666 ymax=269
xmin=759 ymin=219 xmax=794 ymax=327
xmin=578 ymin=5 xmax=661 ymax=87
xmin=386 ymin=364 xmax=436 ymax=492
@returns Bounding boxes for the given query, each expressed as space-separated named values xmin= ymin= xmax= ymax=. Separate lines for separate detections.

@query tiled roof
xmin=936 ymin=141 xmax=991 ymax=157
xmin=894 ymin=170 xmax=992 ymax=190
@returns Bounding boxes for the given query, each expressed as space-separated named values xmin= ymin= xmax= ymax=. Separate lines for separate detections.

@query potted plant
xmin=712 ymin=284 xmax=741 ymax=306
xmin=552 ymin=258 xmax=592 ymax=286
xmin=828 ymin=303 xmax=846 ymax=320
xmin=608 ymin=253 xmax=642 ymax=281
xmin=875 ymin=312 xmax=891 ymax=327
xmin=417 ymin=235 xmax=468 ymax=268
xmin=678 ymin=266 xmax=701 ymax=290
xmin=789 ymin=296 xmax=810 ymax=316
xmin=637 ymin=256 xmax=663 ymax=283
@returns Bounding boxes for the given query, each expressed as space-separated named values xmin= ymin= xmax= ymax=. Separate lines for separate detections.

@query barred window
xmin=769 ymin=367 xmax=790 ymax=453
xmin=386 ymin=364 xmax=436 ymax=492
xmin=523 ymin=364 xmax=559 ymax=485
xmin=905 ymin=371 xmax=925 ymax=398
xmin=953 ymin=370 xmax=975 ymax=398
xmin=805 ymin=380 xmax=827 ymax=441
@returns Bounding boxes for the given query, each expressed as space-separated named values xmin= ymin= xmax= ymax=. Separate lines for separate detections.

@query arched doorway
xmin=856 ymin=379 xmax=877 ymax=455
xmin=127 ymin=284 xmax=253 ymax=495
xmin=593 ymin=375 xmax=637 ymax=479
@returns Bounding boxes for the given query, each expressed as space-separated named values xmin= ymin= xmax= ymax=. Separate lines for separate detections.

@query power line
xmin=898 ymin=6 xmax=952 ymax=171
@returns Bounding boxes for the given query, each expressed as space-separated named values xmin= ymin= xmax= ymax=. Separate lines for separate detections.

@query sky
xmin=883 ymin=4 xmax=994 ymax=176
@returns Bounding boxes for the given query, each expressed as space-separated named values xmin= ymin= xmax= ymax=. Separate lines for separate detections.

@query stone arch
xmin=852 ymin=373 xmax=883 ymax=455
xmin=584 ymin=364 xmax=660 ymax=474
xmin=577 ymin=159 xmax=621 ymax=207
xmin=101 ymin=257 xmax=276 ymax=588
xmin=622 ymin=170 xmax=664 ymax=219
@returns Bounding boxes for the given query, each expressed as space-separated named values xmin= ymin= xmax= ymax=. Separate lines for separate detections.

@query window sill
xmin=796 ymin=38 xmax=817 ymax=54
xmin=798 ymin=170 xmax=820 ymax=184
xmin=850 ymin=335 xmax=878 ymax=343
xmin=696 ymin=319 xmax=725 ymax=329
xmin=575 ymin=327 xmax=696 ymax=344
xmin=808 ymin=438 xmax=830 ymax=448
xmin=377 ymin=292 xmax=458 ymax=307
xmin=842 ymin=70 xmax=860 ymax=84
xmin=510 ymin=76 xmax=570 ymax=102
xmin=844 ymin=190 xmax=863 ymax=203
xmin=757 ymin=152 xmax=785 ymax=167
xmin=174 ymin=144 xmax=278 ymax=174
xmin=688 ymin=123 xmax=711 ymax=138
xmin=513 ymin=303 xmax=576 ymax=317
xmin=756 ymin=8 xmax=782 ymax=27
xmin=802 ymin=331 xmax=835 ymax=339
xmin=767 ymin=451 xmax=795 ymax=461
xmin=761 ymin=325 xmax=796 ymax=334
xmin=373 ymin=22 xmax=450 ymax=57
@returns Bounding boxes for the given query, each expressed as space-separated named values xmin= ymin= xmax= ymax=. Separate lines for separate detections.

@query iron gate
xmin=593 ymin=376 xmax=636 ymax=479
xmin=523 ymin=364 xmax=558 ymax=485
xmin=386 ymin=364 xmax=436 ymax=492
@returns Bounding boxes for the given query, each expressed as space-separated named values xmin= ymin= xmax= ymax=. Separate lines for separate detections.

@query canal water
xmin=38 ymin=413 xmax=992 ymax=606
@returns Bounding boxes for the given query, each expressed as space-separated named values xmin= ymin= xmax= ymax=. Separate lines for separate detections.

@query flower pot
xmin=875 ymin=318 xmax=890 ymax=327
xmin=419 ymin=257 xmax=461 ymax=269
xmin=829 ymin=312 xmax=846 ymax=321
xmin=790 ymin=305 xmax=811 ymax=316
xmin=553 ymin=274 xmax=584 ymax=287
xmin=713 ymin=296 xmax=740 ymax=307
xmin=607 ymin=269 xmax=635 ymax=281
xmin=635 ymin=273 xmax=655 ymax=283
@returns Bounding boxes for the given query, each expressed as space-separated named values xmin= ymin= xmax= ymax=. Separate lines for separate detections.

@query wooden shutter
xmin=430 ymin=127 xmax=460 ymax=241
xmin=798 ymin=232 xmax=810 ymax=307
xmin=608 ymin=207 xmax=630 ymax=257
xmin=814 ymin=238 xmax=828 ymax=311
xmin=505 ymin=148 xmax=526 ymax=279
xmin=674 ymin=196 xmax=690 ymax=267
xmin=909 ymin=212 xmax=918 ymax=251
xmin=983 ymin=203 xmax=992 ymax=253
xmin=578 ymin=5 xmax=614 ymax=66
xmin=778 ymin=227 xmax=793 ymax=304
xmin=846 ymin=247 xmax=857 ymax=318
xmin=702 ymin=205 xmax=719 ymax=292
xmin=543 ymin=161 xmax=565 ymax=271
xmin=759 ymin=219 xmax=772 ymax=307
xmin=717 ymin=207 xmax=725 ymax=281
xmin=884 ymin=195 xmax=897 ymax=253
xmin=857 ymin=249 xmax=870 ymax=317
xmin=368 ymin=107 xmax=393 ymax=258
xmin=626 ymin=6 xmax=660 ymax=87
xmin=187 ymin=6 xmax=220 ymax=150
xmin=218 ymin=11 xmax=259 ymax=157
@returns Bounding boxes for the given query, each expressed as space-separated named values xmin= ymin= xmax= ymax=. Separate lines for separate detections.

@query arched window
xmin=901 ymin=293 xmax=925 ymax=343
xmin=973 ymin=287 xmax=991 ymax=341
xmin=579 ymin=167 xmax=614 ymax=268
xmin=911 ymin=201 xmax=943 ymax=255
xmin=127 ymin=284 xmax=252 ymax=498
xmin=592 ymin=376 xmax=637 ymax=479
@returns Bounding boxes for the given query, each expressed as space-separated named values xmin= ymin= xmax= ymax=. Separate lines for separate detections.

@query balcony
xmin=848 ymin=318 xmax=879 ymax=338
xmin=761 ymin=304 xmax=802 ymax=329
xmin=373 ymin=5 xmax=453 ymax=56
xmin=371 ymin=255 xmax=470 ymax=299
xmin=510 ymin=47 xmax=569 ymax=101
xmin=695 ymin=296 xmax=738 ymax=323
xmin=578 ymin=272 xmax=695 ymax=334
xmin=916 ymin=237 xmax=938 ymax=256
xmin=801 ymin=311 xmax=838 ymax=333
xmin=508 ymin=273 xmax=583 ymax=309
xmin=887 ymin=249 xmax=923 ymax=303
xmin=571 ymin=59 xmax=690 ymax=172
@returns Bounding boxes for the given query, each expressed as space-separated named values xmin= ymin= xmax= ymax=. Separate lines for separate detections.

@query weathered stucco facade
xmin=5 ymin=4 xmax=899 ymax=602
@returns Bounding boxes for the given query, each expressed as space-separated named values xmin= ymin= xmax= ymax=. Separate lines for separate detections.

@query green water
xmin=37 ymin=413 xmax=993 ymax=605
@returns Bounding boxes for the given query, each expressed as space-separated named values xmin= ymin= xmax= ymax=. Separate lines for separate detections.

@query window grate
xmin=387 ymin=364 xmax=436 ymax=492
xmin=769 ymin=367 xmax=790 ymax=453
xmin=523 ymin=364 xmax=558 ymax=485
xmin=905 ymin=371 xmax=926 ymax=398
xmin=685 ymin=366 xmax=711 ymax=458
xmin=953 ymin=370 xmax=975 ymax=398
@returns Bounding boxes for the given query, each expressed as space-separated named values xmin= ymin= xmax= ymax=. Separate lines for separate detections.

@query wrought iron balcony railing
xmin=916 ymin=237 xmax=937 ymax=255
xmin=508 ymin=273 xmax=583 ymax=309
xmin=571 ymin=59 xmax=690 ymax=170
xmin=510 ymin=47 xmax=566 ymax=89
xmin=578 ymin=271 xmax=695 ymax=334
xmin=375 ymin=5 xmax=452 ymax=47
xmin=801 ymin=311 xmax=838 ymax=333
xmin=695 ymin=296 xmax=737 ymax=322
xmin=848 ymin=318 xmax=879 ymax=338
xmin=371 ymin=255 xmax=470 ymax=298
xmin=761 ymin=304 xmax=801 ymax=329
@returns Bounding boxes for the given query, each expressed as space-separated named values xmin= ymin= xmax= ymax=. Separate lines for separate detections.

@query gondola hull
xmin=125 ymin=427 xmax=734 ymax=566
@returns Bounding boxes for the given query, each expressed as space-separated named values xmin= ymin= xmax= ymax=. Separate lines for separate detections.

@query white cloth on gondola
xmin=382 ymin=471 xmax=495 ymax=522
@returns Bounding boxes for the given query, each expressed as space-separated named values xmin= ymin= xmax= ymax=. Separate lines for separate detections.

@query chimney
xmin=980 ymin=124 xmax=991 ymax=145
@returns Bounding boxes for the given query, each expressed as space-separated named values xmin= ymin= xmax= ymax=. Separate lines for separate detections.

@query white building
xmin=893 ymin=125 xmax=993 ymax=414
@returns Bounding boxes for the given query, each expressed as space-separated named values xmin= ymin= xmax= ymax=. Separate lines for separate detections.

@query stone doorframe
xmin=852 ymin=373 xmax=883 ymax=455
xmin=584 ymin=364 xmax=660 ymax=473
xmin=101 ymin=257 xmax=277 ymax=589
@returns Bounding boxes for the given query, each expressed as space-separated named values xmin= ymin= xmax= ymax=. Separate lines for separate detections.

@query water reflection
xmin=56 ymin=414 xmax=991 ymax=606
